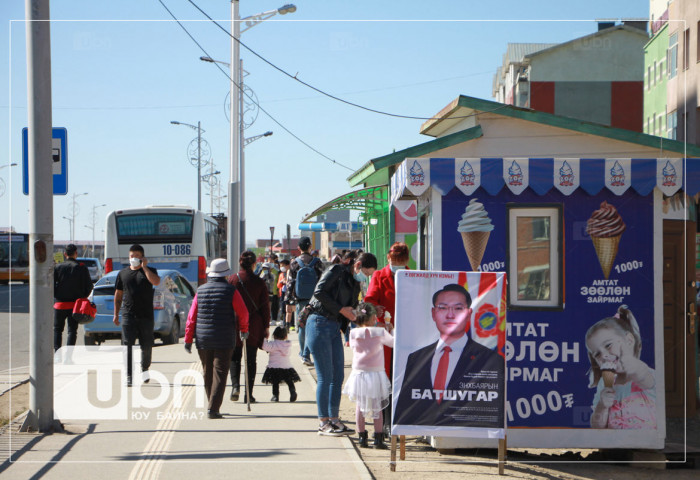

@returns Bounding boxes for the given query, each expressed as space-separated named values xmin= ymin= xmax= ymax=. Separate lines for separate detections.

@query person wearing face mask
xmin=364 ymin=242 xmax=409 ymax=436
xmin=277 ymin=259 xmax=293 ymax=330
xmin=306 ymin=249 xmax=377 ymax=436
xmin=113 ymin=244 xmax=161 ymax=386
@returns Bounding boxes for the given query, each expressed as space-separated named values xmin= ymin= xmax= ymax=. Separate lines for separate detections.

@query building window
xmin=507 ymin=204 xmax=562 ymax=309
xmin=669 ymin=32 xmax=678 ymax=78
xmin=652 ymin=113 xmax=657 ymax=135
xmin=653 ymin=60 xmax=657 ymax=84
xmin=667 ymin=111 xmax=677 ymax=139
xmin=683 ymin=28 xmax=690 ymax=70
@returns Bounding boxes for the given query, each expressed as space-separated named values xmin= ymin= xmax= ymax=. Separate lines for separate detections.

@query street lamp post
xmin=171 ymin=121 xmax=206 ymax=211
xmin=0 ymin=163 xmax=18 ymax=198
xmin=62 ymin=216 xmax=73 ymax=242
xmin=269 ymin=226 xmax=275 ymax=255
xmin=227 ymin=1 xmax=296 ymax=269
xmin=88 ymin=203 xmax=106 ymax=256
xmin=70 ymin=192 xmax=87 ymax=243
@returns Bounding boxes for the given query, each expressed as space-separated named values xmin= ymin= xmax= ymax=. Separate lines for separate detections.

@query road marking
xmin=128 ymin=361 xmax=201 ymax=480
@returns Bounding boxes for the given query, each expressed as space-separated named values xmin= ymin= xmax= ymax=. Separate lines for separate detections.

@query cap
xmin=298 ymin=236 xmax=312 ymax=250
xmin=206 ymin=258 xmax=232 ymax=277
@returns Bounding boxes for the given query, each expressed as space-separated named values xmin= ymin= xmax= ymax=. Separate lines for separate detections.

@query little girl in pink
xmin=342 ymin=302 xmax=394 ymax=449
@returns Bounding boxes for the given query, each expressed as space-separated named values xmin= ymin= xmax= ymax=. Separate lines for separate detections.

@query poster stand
xmin=390 ymin=434 xmax=507 ymax=473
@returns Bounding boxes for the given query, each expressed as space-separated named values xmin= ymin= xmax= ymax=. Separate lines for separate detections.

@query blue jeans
xmin=305 ymin=313 xmax=344 ymax=419
xmin=296 ymin=300 xmax=311 ymax=360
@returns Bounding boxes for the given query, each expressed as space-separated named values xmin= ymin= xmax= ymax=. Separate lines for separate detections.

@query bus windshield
xmin=116 ymin=213 xmax=193 ymax=244
xmin=0 ymin=234 xmax=29 ymax=268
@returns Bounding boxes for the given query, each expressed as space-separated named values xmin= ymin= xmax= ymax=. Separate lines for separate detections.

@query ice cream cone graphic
xmin=461 ymin=231 xmax=491 ymax=272
xmin=457 ymin=199 xmax=494 ymax=271
xmin=586 ymin=202 xmax=625 ymax=279
xmin=602 ymin=370 xmax=616 ymax=388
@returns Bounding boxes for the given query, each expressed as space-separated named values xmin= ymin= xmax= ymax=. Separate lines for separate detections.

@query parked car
xmin=77 ymin=257 xmax=104 ymax=283
xmin=84 ymin=269 xmax=195 ymax=346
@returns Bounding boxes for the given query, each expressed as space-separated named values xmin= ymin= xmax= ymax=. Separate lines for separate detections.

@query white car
xmin=77 ymin=257 xmax=104 ymax=283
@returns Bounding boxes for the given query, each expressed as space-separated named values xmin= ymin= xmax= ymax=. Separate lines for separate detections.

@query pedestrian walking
xmin=277 ymin=259 xmax=291 ymax=327
xmin=53 ymin=244 xmax=93 ymax=351
xmin=259 ymin=254 xmax=280 ymax=323
xmin=228 ymin=250 xmax=270 ymax=404
xmin=342 ymin=302 xmax=393 ymax=449
xmin=305 ymin=249 xmax=377 ymax=436
xmin=287 ymin=236 xmax=324 ymax=366
xmin=113 ymin=244 xmax=160 ymax=385
xmin=262 ymin=326 xmax=301 ymax=402
xmin=184 ymin=258 xmax=249 ymax=419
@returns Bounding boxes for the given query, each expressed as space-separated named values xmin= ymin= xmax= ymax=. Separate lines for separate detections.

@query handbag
xmin=298 ymin=304 xmax=312 ymax=328
xmin=72 ymin=298 xmax=96 ymax=324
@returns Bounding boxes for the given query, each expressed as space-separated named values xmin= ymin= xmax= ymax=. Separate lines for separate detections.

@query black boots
xmin=358 ymin=431 xmax=369 ymax=448
xmin=372 ymin=432 xmax=388 ymax=449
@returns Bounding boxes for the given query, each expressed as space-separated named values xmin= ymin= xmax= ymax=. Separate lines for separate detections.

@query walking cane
xmin=242 ymin=337 xmax=251 ymax=412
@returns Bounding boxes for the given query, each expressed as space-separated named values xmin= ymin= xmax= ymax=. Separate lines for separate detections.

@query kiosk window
xmin=507 ymin=205 xmax=562 ymax=309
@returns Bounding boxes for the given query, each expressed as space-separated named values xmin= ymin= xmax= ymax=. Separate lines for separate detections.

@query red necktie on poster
xmin=434 ymin=346 xmax=451 ymax=404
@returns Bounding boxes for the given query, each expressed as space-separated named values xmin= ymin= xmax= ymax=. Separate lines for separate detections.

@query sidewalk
xmin=0 ymin=336 xmax=371 ymax=479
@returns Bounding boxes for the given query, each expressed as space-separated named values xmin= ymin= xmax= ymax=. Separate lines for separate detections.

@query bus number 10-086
xmin=162 ymin=245 xmax=191 ymax=255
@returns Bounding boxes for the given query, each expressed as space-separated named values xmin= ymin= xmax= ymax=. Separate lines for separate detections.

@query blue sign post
xmin=22 ymin=127 xmax=68 ymax=195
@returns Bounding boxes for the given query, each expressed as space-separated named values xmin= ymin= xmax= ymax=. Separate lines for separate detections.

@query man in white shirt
xmin=394 ymin=284 xmax=504 ymax=427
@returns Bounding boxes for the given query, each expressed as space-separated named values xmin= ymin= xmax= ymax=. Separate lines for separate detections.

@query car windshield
xmin=93 ymin=286 xmax=115 ymax=296
xmin=80 ymin=260 xmax=97 ymax=267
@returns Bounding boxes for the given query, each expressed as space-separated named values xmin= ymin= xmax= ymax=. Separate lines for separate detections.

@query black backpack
xmin=294 ymin=257 xmax=320 ymax=300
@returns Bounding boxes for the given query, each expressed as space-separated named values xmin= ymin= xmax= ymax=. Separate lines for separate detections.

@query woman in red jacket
xmin=363 ymin=242 xmax=409 ymax=437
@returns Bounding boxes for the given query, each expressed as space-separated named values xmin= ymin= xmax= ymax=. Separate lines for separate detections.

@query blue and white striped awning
xmin=391 ymin=157 xmax=700 ymax=203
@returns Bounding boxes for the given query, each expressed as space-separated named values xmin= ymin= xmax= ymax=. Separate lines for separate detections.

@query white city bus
xmin=104 ymin=206 xmax=222 ymax=286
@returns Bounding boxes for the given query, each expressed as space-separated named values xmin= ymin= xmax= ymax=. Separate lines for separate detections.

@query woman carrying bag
xmin=306 ymin=249 xmax=377 ymax=436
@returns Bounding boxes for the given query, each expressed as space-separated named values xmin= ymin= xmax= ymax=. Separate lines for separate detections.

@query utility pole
xmin=197 ymin=121 xmax=201 ymax=211
xmin=23 ymin=0 xmax=61 ymax=433
xmin=228 ymin=0 xmax=241 ymax=269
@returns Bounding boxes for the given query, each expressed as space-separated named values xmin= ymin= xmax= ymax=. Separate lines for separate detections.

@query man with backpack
xmin=287 ymin=236 xmax=324 ymax=366
xmin=54 ymin=244 xmax=93 ymax=351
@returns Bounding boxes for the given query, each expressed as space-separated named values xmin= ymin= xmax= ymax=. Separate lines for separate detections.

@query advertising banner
xmin=439 ymin=186 xmax=658 ymax=438
xmin=392 ymin=270 xmax=506 ymax=438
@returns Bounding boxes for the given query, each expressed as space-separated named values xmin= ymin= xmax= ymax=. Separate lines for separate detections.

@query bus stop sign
xmin=22 ymin=127 xmax=68 ymax=195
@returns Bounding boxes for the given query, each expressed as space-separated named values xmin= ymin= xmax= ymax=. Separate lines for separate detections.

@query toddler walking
xmin=342 ymin=303 xmax=394 ymax=449
xmin=262 ymin=327 xmax=301 ymax=402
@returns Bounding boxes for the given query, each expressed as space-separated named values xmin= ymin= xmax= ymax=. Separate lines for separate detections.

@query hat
xmin=206 ymin=258 xmax=231 ymax=277
xmin=299 ymin=236 xmax=312 ymax=250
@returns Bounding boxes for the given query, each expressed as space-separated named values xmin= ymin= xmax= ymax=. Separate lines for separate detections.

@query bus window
xmin=116 ymin=213 xmax=193 ymax=244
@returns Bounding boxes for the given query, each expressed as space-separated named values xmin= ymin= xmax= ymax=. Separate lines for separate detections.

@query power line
xmin=185 ymin=0 xmax=506 ymax=121
xmin=157 ymin=0 xmax=355 ymax=172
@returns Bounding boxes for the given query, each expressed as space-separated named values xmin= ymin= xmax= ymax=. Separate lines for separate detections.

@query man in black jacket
xmin=393 ymin=284 xmax=504 ymax=428
xmin=54 ymin=244 xmax=93 ymax=351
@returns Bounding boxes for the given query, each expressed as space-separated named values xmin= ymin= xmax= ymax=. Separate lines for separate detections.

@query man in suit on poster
xmin=394 ymin=284 xmax=504 ymax=428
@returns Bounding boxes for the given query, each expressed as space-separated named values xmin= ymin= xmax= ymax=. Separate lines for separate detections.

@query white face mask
xmin=280 ymin=267 xmax=288 ymax=273
xmin=129 ymin=257 xmax=142 ymax=268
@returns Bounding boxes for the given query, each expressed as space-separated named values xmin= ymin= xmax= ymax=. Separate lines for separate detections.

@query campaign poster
xmin=392 ymin=270 xmax=506 ymax=438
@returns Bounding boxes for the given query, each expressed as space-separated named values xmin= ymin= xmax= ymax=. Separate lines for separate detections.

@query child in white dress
xmin=342 ymin=303 xmax=394 ymax=449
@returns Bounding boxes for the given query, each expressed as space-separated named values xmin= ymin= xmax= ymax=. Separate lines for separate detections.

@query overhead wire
xmin=158 ymin=0 xmax=355 ymax=172
xmin=185 ymin=0 xmax=508 ymax=121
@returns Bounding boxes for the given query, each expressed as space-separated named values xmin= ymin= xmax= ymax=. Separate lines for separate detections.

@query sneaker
xmin=290 ymin=391 xmax=297 ymax=402
xmin=289 ymin=326 xmax=295 ymax=332
xmin=142 ymin=370 xmax=150 ymax=384
xmin=271 ymin=395 xmax=279 ymax=402
xmin=302 ymin=358 xmax=313 ymax=367
xmin=318 ymin=421 xmax=344 ymax=437
xmin=125 ymin=376 xmax=132 ymax=387
xmin=230 ymin=388 xmax=240 ymax=402
xmin=331 ymin=419 xmax=355 ymax=436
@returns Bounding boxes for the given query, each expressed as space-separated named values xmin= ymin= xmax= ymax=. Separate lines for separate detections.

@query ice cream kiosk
xmin=390 ymin=156 xmax=699 ymax=450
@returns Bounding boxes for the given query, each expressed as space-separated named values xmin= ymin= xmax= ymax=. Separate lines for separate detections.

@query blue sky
xmin=1 ymin=0 xmax=649 ymax=244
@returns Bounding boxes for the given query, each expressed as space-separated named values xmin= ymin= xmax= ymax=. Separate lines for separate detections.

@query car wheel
xmin=163 ymin=318 xmax=179 ymax=345
xmin=84 ymin=334 xmax=97 ymax=346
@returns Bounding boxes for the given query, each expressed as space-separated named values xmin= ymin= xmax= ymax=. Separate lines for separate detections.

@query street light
xmin=226 ymin=1 xmax=297 ymax=269
xmin=62 ymin=216 xmax=73 ymax=243
xmin=0 ymin=163 xmax=18 ymax=198
xmin=69 ymin=192 xmax=87 ymax=243
xmin=87 ymin=203 xmax=107 ymax=256
xmin=171 ymin=120 xmax=206 ymax=211
xmin=269 ymin=226 xmax=275 ymax=256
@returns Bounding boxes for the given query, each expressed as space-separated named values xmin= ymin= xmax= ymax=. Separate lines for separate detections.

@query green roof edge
xmin=347 ymin=125 xmax=484 ymax=187
xmin=455 ymin=95 xmax=700 ymax=157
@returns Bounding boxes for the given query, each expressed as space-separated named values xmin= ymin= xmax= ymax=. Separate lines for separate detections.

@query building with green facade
xmin=643 ymin=21 xmax=670 ymax=137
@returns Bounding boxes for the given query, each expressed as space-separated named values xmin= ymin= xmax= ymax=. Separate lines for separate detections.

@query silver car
xmin=84 ymin=269 xmax=195 ymax=345
xmin=76 ymin=257 xmax=104 ymax=283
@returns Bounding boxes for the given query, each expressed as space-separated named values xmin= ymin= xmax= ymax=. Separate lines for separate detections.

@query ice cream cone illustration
xmin=457 ymin=199 xmax=494 ymax=271
xmin=586 ymin=202 xmax=625 ymax=279
xmin=600 ymin=361 xmax=616 ymax=388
